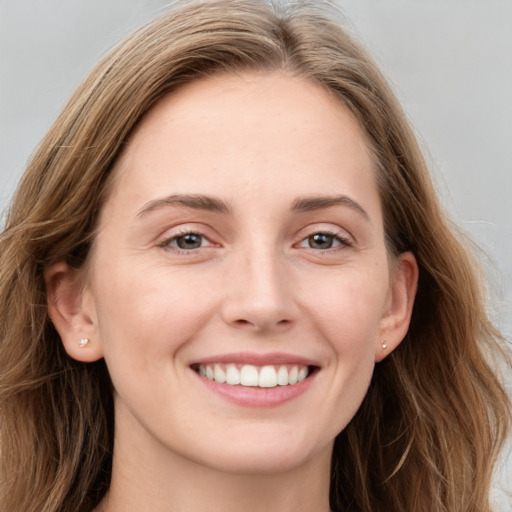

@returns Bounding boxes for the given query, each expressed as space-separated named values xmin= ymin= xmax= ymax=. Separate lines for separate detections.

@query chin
xmin=186 ymin=426 xmax=331 ymax=475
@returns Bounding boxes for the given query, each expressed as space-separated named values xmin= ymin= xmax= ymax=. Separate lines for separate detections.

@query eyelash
xmin=159 ymin=229 xmax=352 ymax=255
xmin=159 ymin=230 xmax=216 ymax=255
xmin=296 ymin=230 xmax=352 ymax=252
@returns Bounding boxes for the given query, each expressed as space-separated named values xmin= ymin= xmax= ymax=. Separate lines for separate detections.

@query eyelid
xmin=157 ymin=224 xmax=221 ymax=253
xmin=296 ymin=231 xmax=352 ymax=250
xmin=165 ymin=232 xmax=213 ymax=247
xmin=294 ymin=224 xmax=354 ymax=247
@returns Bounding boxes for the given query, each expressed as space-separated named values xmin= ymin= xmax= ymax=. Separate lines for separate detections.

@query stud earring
xmin=381 ymin=340 xmax=388 ymax=350
xmin=79 ymin=338 xmax=90 ymax=348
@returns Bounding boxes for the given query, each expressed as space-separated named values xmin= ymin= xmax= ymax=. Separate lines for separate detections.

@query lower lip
xmin=193 ymin=370 xmax=316 ymax=408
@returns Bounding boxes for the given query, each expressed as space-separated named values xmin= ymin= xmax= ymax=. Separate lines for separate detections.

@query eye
xmin=298 ymin=231 xmax=351 ymax=250
xmin=173 ymin=233 xmax=204 ymax=250
xmin=160 ymin=231 xmax=214 ymax=252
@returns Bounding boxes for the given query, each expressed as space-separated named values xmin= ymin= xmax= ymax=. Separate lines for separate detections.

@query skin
xmin=46 ymin=71 xmax=417 ymax=512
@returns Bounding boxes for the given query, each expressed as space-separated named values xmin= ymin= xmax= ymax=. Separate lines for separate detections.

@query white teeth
xmin=240 ymin=365 xmax=259 ymax=386
xmin=277 ymin=365 xmax=289 ymax=386
xmin=213 ymin=364 xmax=226 ymax=384
xmin=197 ymin=363 xmax=311 ymax=388
xmin=225 ymin=364 xmax=241 ymax=385
xmin=258 ymin=365 xmax=277 ymax=388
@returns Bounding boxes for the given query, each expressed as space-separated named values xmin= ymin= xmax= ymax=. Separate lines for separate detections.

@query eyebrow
xmin=136 ymin=194 xmax=232 ymax=218
xmin=136 ymin=192 xmax=370 ymax=221
xmin=291 ymin=195 xmax=370 ymax=221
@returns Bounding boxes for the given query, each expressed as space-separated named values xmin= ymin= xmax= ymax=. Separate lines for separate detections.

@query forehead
xmin=104 ymin=71 xmax=378 ymax=219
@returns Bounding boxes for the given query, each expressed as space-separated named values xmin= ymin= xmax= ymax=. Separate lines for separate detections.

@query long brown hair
xmin=1 ymin=1 xmax=509 ymax=511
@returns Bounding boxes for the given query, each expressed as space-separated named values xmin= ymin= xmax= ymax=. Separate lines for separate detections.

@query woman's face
xmin=58 ymin=72 xmax=416 ymax=474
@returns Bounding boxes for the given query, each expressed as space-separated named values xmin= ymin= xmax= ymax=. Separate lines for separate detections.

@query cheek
xmin=297 ymin=263 xmax=388 ymax=428
xmin=309 ymin=274 xmax=384 ymax=431
xmin=302 ymin=264 xmax=388 ymax=350
xmin=91 ymin=261 xmax=218 ymax=363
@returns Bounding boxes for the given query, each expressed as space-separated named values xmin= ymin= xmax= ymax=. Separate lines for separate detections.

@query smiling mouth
xmin=192 ymin=363 xmax=317 ymax=388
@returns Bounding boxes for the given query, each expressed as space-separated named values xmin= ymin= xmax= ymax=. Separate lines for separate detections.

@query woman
xmin=0 ymin=1 xmax=509 ymax=511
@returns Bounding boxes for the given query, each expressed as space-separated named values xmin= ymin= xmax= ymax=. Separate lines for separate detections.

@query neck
xmin=99 ymin=408 xmax=333 ymax=512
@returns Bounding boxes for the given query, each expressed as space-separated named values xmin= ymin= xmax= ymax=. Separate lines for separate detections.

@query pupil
xmin=177 ymin=233 xmax=202 ymax=249
xmin=309 ymin=233 xmax=333 ymax=249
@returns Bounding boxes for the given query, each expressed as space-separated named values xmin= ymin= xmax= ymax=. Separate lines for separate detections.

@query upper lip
xmin=190 ymin=352 xmax=321 ymax=367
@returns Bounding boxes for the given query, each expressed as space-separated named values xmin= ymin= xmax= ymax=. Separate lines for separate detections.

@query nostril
xmin=234 ymin=319 xmax=252 ymax=326
xmin=231 ymin=317 xmax=292 ymax=330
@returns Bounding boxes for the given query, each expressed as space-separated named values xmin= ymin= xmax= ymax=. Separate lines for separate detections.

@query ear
xmin=375 ymin=251 xmax=418 ymax=362
xmin=44 ymin=262 xmax=104 ymax=362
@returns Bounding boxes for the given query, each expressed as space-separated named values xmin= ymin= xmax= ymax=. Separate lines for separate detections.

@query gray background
xmin=0 ymin=0 xmax=510 ymax=507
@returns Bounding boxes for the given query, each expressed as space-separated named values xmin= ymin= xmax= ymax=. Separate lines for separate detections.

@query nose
xmin=221 ymin=247 xmax=298 ymax=333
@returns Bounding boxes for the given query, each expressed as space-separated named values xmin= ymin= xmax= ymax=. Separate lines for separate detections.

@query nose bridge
xmin=222 ymin=237 xmax=296 ymax=330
